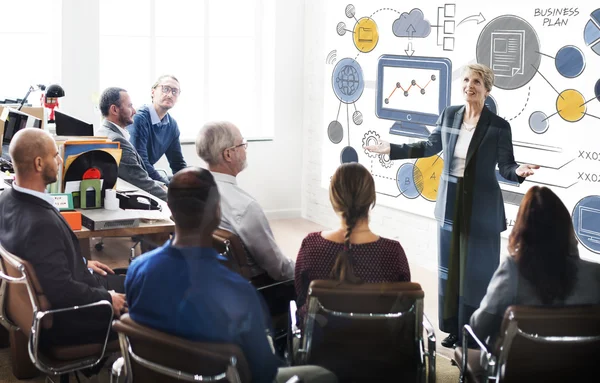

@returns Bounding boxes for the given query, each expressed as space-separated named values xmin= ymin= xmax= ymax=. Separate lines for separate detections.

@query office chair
xmin=111 ymin=314 xmax=251 ymax=383
xmin=453 ymin=305 xmax=600 ymax=382
xmin=289 ymin=280 xmax=436 ymax=382
xmin=0 ymin=242 xmax=118 ymax=382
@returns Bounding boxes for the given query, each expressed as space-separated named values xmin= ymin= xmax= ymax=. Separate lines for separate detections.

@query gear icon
xmin=379 ymin=154 xmax=394 ymax=168
xmin=362 ymin=131 xmax=380 ymax=158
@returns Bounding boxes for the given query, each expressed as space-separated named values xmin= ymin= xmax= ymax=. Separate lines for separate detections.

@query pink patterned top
xmin=294 ymin=232 xmax=411 ymax=322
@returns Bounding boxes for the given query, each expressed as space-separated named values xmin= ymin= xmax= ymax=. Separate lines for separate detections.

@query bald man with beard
xmin=0 ymin=128 xmax=126 ymax=347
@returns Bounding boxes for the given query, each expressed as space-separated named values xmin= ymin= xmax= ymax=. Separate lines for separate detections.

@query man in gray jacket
xmin=97 ymin=87 xmax=167 ymax=201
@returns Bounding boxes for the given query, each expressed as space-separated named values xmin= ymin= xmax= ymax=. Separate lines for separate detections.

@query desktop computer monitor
xmin=376 ymin=55 xmax=452 ymax=138
xmin=1 ymin=108 xmax=42 ymax=146
xmin=55 ymin=109 xmax=94 ymax=136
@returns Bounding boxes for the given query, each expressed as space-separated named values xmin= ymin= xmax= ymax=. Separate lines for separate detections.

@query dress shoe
xmin=441 ymin=334 xmax=458 ymax=348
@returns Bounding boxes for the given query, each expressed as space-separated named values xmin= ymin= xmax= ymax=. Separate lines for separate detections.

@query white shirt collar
xmin=107 ymin=120 xmax=130 ymax=141
xmin=211 ymin=171 xmax=237 ymax=185
xmin=12 ymin=182 xmax=58 ymax=210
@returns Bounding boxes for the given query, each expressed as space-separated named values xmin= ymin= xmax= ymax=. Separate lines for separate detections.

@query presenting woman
xmin=364 ymin=63 xmax=539 ymax=348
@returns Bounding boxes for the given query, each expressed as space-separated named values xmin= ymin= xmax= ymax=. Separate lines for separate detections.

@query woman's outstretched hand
xmin=516 ymin=163 xmax=540 ymax=178
xmin=363 ymin=140 xmax=391 ymax=155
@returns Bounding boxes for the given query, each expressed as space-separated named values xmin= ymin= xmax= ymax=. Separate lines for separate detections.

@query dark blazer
xmin=0 ymin=188 xmax=112 ymax=344
xmin=97 ymin=120 xmax=167 ymax=201
xmin=470 ymin=255 xmax=600 ymax=346
xmin=390 ymin=105 xmax=524 ymax=234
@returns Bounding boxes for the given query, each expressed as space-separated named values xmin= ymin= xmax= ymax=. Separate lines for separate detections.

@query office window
xmin=0 ymin=1 xmax=62 ymax=103
xmin=99 ymin=0 xmax=275 ymax=141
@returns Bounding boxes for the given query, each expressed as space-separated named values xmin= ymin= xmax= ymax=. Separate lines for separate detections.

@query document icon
xmin=490 ymin=30 xmax=525 ymax=77
xmin=358 ymin=27 xmax=373 ymax=42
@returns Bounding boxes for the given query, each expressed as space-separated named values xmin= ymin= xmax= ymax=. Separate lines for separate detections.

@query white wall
xmin=57 ymin=1 xmax=305 ymax=218
xmin=155 ymin=1 xmax=305 ymax=219
xmin=300 ymin=1 xmax=510 ymax=271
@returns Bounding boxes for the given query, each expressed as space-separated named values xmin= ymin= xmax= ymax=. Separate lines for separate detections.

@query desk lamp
xmin=42 ymin=84 xmax=65 ymax=122
xmin=17 ymin=84 xmax=46 ymax=110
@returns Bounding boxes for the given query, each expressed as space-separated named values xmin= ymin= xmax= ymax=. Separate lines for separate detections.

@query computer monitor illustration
xmin=376 ymin=55 xmax=452 ymax=138
xmin=579 ymin=206 xmax=600 ymax=243
xmin=55 ymin=109 xmax=94 ymax=136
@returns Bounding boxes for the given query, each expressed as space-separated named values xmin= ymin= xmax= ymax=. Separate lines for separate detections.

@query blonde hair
xmin=464 ymin=63 xmax=494 ymax=92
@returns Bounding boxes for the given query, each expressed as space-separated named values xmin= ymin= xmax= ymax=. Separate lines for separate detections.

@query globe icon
xmin=331 ymin=58 xmax=364 ymax=103
xmin=336 ymin=65 xmax=360 ymax=96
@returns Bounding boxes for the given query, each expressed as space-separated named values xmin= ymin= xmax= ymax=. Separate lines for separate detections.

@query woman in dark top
xmin=470 ymin=186 xmax=600 ymax=346
xmin=294 ymin=163 xmax=411 ymax=321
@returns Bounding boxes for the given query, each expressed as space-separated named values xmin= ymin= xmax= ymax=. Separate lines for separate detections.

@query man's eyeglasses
xmin=226 ymin=139 xmax=248 ymax=151
xmin=159 ymin=85 xmax=180 ymax=97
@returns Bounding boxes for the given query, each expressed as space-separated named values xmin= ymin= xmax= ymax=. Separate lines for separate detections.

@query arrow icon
xmin=457 ymin=12 xmax=485 ymax=27
xmin=405 ymin=42 xmax=415 ymax=57
xmin=406 ymin=24 xmax=416 ymax=39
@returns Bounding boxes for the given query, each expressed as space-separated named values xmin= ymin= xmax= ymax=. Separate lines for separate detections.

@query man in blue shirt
xmin=125 ymin=167 xmax=337 ymax=383
xmin=128 ymin=75 xmax=187 ymax=184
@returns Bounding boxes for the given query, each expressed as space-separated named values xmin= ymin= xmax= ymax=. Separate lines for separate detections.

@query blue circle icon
xmin=529 ymin=111 xmax=549 ymax=134
xmin=595 ymin=78 xmax=600 ymax=102
xmin=485 ymin=95 xmax=498 ymax=115
xmin=396 ymin=163 xmax=419 ymax=199
xmin=572 ymin=195 xmax=600 ymax=254
xmin=583 ymin=9 xmax=600 ymax=56
xmin=340 ymin=146 xmax=358 ymax=164
xmin=555 ymin=45 xmax=585 ymax=78
xmin=332 ymin=58 xmax=364 ymax=104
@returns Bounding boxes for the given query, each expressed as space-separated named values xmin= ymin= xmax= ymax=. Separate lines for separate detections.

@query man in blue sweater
xmin=128 ymin=75 xmax=187 ymax=184
xmin=125 ymin=167 xmax=337 ymax=383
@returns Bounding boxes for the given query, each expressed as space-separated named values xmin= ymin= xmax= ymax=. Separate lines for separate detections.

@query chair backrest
xmin=0 ymin=242 xmax=52 ymax=335
xmin=494 ymin=305 xmax=600 ymax=382
xmin=113 ymin=314 xmax=251 ymax=383
xmin=212 ymin=228 xmax=277 ymax=288
xmin=302 ymin=280 xmax=425 ymax=381
xmin=212 ymin=228 xmax=253 ymax=279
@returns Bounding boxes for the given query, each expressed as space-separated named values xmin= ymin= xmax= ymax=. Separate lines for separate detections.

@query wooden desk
xmin=0 ymin=174 xmax=174 ymax=259
xmin=75 ymin=178 xmax=174 ymax=258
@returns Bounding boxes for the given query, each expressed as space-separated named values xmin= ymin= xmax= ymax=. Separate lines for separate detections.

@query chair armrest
xmin=423 ymin=314 xmax=436 ymax=383
xmin=30 ymin=300 xmax=114 ymax=375
xmin=287 ymin=300 xmax=301 ymax=365
xmin=257 ymin=278 xmax=294 ymax=291
xmin=289 ymin=300 xmax=300 ymax=338
xmin=111 ymin=356 xmax=125 ymax=382
xmin=460 ymin=324 xmax=493 ymax=383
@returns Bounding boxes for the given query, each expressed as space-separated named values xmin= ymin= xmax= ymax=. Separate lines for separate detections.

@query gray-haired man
xmin=196 ymin=121 xmax=294 ymax=281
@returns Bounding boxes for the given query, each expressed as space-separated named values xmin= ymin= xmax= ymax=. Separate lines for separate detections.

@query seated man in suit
xmin=195 ymin=121 xmax=294 ymax=281
xmin=97 ymin=87 xmax=167 ymax=201
xmin=0 ymin=128 xmax=126 ymax=346
xmin=125 ymin=167 xmax=336 ymax=383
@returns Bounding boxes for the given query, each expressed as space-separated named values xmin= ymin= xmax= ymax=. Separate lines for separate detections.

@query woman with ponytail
xmin=294 ymin=163 xmax=411 ymax=324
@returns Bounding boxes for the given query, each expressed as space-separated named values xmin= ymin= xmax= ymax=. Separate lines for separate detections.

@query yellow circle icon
xmin=414 ymin=155 xmax=444 ymax=202
xmin=556 ymin=89 xmax=586 ymax=122
xmin=353 ymin=17 xmax=378 ymax=53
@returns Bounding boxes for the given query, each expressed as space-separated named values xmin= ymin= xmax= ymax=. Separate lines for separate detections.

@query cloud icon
xmin=392 ymin=9 xmax=431 ymax=38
